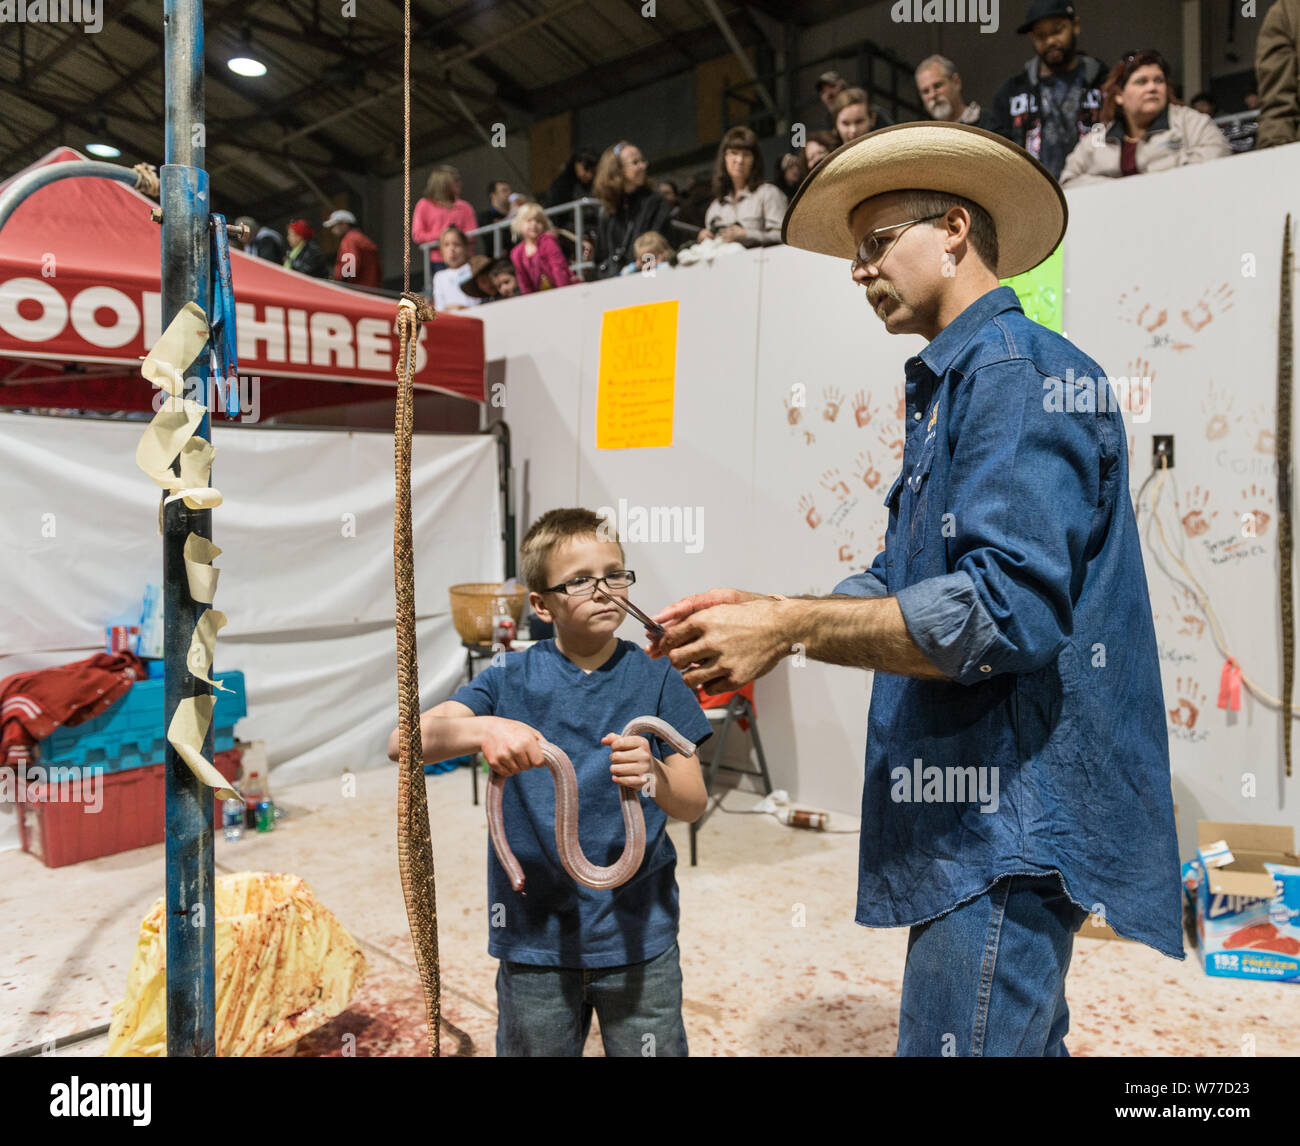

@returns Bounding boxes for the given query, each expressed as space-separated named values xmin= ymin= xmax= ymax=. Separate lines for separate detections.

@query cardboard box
xmin=1188 ymin=821 xmax=1300 ymax=983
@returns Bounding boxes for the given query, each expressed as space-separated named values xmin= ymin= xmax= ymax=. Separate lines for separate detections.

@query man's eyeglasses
xmin=853 ymin=212 xmax=947 ymax=270
xmin=542 ymin=570 xmax=636 ymax=597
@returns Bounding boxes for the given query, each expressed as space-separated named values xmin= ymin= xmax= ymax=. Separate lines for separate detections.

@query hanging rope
xmin=394 ymin=0 xmax=442 ymax=1057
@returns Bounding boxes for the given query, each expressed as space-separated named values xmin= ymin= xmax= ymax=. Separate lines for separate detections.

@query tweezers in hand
xmin=605 ymin=594 xmax=665 ymax=635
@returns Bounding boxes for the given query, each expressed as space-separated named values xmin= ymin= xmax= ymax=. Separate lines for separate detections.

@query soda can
xmin=256 ymin=800 xmax=275 ymax=832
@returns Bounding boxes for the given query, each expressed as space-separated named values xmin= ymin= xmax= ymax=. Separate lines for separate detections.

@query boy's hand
xmin=602 ymin=732 xmax=654 ymax=794
xmin=481 ymin=717 xmax=548 ymax=777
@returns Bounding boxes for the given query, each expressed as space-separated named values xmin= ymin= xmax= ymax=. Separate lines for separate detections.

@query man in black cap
xmin=984 ymin=0 xmax=1108 ymax=179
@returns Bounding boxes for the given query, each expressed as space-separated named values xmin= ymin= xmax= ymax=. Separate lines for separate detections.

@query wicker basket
xmin=449 ymin=582 xmax=528 ymax=644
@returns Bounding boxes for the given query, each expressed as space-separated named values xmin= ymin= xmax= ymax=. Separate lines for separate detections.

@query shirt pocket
xmin=906 ymin=440 xmax=938 ymax=558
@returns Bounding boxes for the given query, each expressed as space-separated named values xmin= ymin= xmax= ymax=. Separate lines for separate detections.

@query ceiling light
xmin=228 ymin=27 xmax=266 ymax=77
xmin=86 ymin=142 xmax=121 ymax=158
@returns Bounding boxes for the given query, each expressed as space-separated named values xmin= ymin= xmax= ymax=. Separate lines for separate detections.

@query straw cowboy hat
xmin=782 ymin=122 xmax=1067 ymax=279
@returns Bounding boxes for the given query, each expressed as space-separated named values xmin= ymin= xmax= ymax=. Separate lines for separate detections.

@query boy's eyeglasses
xmin=542 ymin=570 xmax=636 ymax=597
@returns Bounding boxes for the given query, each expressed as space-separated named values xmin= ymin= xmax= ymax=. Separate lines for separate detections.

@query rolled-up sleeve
xmin=832 ymin=545 xmax=889 ymax=597
xmin=894 ymin=359 xmax=1099 ymax=686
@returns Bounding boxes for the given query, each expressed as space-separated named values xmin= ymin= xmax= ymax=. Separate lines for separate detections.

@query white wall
xmin=0 ymin=418 xmax=501 ymax=851
xmin=473 ymin=142 xmax=1300 ymax=857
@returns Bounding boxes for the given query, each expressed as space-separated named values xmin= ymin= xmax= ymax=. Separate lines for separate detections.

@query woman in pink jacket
xmin=508 ymin=202 xmax=574 ymax=294
xmin=412 ymin=165 xmax=477 ymax=272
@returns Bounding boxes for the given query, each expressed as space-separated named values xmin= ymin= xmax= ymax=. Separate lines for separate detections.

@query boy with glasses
xmin=391 ymin=507 xmax=711 ymax=1056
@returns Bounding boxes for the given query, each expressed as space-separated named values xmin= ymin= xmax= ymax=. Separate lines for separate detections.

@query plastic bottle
xmin=243 ymin=769 xmax=265 ymax=830
xmin=222 ymin=798 xmax=244 ymax=842
xmin=777 ymin=806 xmax=829 ymax=831
xmin=492 ymin=596 xmax=515 ymax=650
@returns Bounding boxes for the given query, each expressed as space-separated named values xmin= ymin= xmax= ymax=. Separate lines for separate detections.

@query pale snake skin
xmin=487 ymin=716 xmax=696 ymax=892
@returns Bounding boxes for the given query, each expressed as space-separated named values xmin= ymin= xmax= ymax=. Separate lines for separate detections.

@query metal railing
xmin=417 ymin=196 xmax=603 ymax=296
xmin=722 ymin=40 xmax=927 ymax=139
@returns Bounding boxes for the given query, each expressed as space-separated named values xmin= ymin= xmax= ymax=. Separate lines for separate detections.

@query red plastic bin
xmin=17 ymin=748 xmax=242 ymax=868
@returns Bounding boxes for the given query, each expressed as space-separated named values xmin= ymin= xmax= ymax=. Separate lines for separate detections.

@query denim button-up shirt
xmin=832 ymin=285 xmax=1183 ymax=960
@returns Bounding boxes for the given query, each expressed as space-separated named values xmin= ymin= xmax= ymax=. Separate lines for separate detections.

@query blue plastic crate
xmin=38 ymin=670 xmax=246 ymax=773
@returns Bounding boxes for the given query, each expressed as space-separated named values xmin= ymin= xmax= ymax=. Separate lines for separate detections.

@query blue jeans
xmin=897 ymin=873 xmax=1089 ymax=1057
xmin=495 ymin=941 xmax=688 ymax=1057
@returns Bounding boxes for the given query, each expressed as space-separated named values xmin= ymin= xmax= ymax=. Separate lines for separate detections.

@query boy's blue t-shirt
xmin=450 ymin=638 xmax=713 ymax=969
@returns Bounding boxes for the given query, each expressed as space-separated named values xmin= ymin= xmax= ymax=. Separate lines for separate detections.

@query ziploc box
xmin=1193 ymin=821 xmax=1300 ymax=982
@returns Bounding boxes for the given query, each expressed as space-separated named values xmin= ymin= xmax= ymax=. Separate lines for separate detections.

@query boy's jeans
xmin=495 ymin=941 xmax=688 ymax=1057
xmin=897 ymin=873 xmax=1089 ymax=1057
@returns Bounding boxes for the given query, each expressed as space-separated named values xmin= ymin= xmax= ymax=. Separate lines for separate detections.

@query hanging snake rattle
xmin=487 ymin=716 xmax=697 ymax=892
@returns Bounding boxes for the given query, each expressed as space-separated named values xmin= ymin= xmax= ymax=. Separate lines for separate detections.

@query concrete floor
xmin=4 ymin=763 xmax=1299 ymax=1057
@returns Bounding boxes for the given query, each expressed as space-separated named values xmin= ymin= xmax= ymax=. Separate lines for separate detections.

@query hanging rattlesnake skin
xmin=1279 ymin=214 xmax=1294 ymax=779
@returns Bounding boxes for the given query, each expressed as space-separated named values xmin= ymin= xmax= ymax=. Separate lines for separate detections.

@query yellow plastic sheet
xmin=106 ymin=872 xmax=367 ymax=1057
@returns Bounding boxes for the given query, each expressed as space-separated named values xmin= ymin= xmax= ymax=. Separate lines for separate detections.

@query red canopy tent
xmin=0 ymin=148 xmax=484 ymax=419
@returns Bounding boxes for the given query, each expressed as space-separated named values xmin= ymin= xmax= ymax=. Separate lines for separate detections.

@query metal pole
xmin=161 ymin=0 xmax=215 ymax=1058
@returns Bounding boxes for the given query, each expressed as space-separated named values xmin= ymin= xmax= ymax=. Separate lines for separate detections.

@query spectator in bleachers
xmin=777 ymin=152 xmax=807 ymax=196
xmin=627 ymin=231 xmax=676 ymax=274
xmin=985 ymin=0 xmax=1108 ymax=179
xmin=803 ymin=129 xmax=839 ymax=170
xmin=234 ymin=216 xmax=285 ymax=263
xmin=324 ymin=210 xmax=382 ymax=288
xmin=697 ymin=125 xmax=788 ymax=248
xmin=412 ymin=165 xmax=477 ymax=274
xmin=915 ymin=55 xmax=984 ymax=125
xmin=591 ymin=141 xmax=675 ymax=279
xmin=656 ymin=180 xmax=680 ymax=208
xmin=509 ymin=202 xmax=574 ymax=293
xmin=461 ymin=254 xmax=500 ymax=302
xmin=283 ymin=220 xmax=329 ymax=278
xmin=833 ymin=88 xmax=876 ymax=145
xmin=477 ymin=181 xmax=512 ymax=231
xmin=676 ymin=171 xmax=713 ymax=230
xmin=545 ymin=150 xmax=598 ymax=208
xmin=431 ymin=226 xmax=482 ymax=312
xmin=817 ymin=71 xmax=849 ymax=128
xmin=1060 ymin=50 xmax=1230 ymax=187
xmin=490 ymin=258 xmax=519 ymax=298
xmin=1190 ymin=91 xmax=1217 ymax=117
xmin=1257 ymin=0 xmax=1300 ymax=148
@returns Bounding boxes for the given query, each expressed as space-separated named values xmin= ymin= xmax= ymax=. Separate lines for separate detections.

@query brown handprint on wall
xmin=853 ymin=390 xmax=876 ymax=428
xmin=822 ymin=386 xmax=844 ymax=422
xmin=1237 ymin=483 xmax=1275 ymax=537
xmin=798 ymin=493 xmax=822 ymax=529
xmin=853 ymin=450 xmax=884 ymax=490
xmin=1117 ymin=284 xmax=1167 ymax=332
xmin=1180 ymin=486 xmax=1218 ymax=538
xmin=1180 ymin=283 xmax=1234 ymax=333
xmin=1202 ymin=380 xmax=1241 ymax=442
xmin=820 ymin=468 xmax=851 ymax=500
xmin=1167 ymin=677 xmax=1205 ymax=729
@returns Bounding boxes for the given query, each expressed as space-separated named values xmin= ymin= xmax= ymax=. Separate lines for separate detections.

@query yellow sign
xmin=596 ymin=301 xmax=678 ymax=449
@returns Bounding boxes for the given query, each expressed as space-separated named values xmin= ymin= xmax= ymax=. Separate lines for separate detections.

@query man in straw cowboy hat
xmin=649 ymin=123 xmax=1181 ymax=1056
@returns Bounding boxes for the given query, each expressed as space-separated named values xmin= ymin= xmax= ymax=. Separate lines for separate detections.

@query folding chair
xmin=689 ymin=682 xmax=773 ymax=866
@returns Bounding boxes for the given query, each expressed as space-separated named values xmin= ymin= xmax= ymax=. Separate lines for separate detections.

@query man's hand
xmin=646 ymin=587 xmax=764 ymax=658
xmin=479 ymin=717 xmax=548 ymax=778
xmin=657 ymin=598 xmax=792 ymax=695
xmin=602 ymin=732 xmax=654 ymax=792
